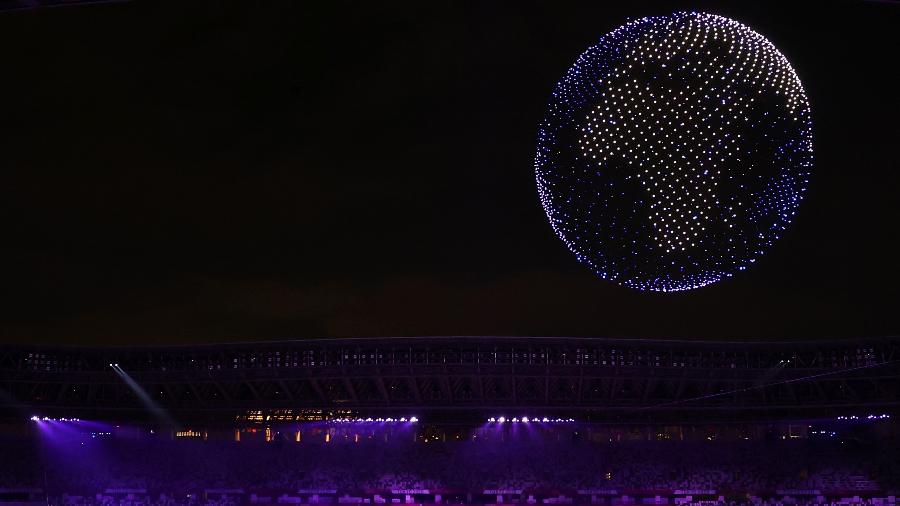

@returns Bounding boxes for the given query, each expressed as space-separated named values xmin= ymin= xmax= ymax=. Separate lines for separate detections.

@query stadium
xmin=2 ymin=337 xmax=898 ymax=506
xmin=1 ymin=2 xmax=899 ymax=506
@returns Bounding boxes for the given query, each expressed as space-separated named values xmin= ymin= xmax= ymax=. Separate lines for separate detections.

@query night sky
xmin=1 ymin=0 xmax=898 ymax=346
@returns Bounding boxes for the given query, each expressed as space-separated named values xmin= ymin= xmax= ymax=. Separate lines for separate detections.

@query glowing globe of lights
xmin=535 ymin=12 xmax=813 ymax=292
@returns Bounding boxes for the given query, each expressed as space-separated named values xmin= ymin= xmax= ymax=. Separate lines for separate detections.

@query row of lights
xmin=487 ymin=417 xmax=575 ymax=423
xmin=836 ymin=414 xmax=891 ymax=421
xmin=30 ymin=416 xmax=81 ymax=422
xmin=331 ymin=417 xmax=418 ymax=423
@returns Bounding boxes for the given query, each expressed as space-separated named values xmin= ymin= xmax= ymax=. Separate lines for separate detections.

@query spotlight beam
xmin=110 ymin=364 xmax=177 ymax=427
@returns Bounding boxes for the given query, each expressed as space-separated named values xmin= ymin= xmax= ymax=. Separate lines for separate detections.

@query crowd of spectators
xmin=0 ymin=435 xmax=897 ymax=504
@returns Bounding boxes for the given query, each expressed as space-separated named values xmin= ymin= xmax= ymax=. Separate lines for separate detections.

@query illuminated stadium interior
xmin=2 ymin=337 xmax=899 ymax=506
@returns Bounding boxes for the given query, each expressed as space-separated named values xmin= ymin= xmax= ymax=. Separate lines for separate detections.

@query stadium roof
xmin=2 ymin=336 xmax=897 ymax=424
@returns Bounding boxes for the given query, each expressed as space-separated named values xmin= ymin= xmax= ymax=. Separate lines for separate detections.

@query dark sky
xmin=1 ymin=0 xmax=898 ymax=346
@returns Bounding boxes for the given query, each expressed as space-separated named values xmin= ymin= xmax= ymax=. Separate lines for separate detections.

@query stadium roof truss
xmin=1 ymin=337 xmax=898 ymax=423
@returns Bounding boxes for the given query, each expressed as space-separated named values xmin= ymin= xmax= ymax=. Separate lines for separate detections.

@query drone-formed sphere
xmin=535 ymin=12 xmax=813 ymax=292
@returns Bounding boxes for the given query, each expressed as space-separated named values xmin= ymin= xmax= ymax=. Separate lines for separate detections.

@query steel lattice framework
xmin=1 ymin=337 xmax=898 ymax=424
